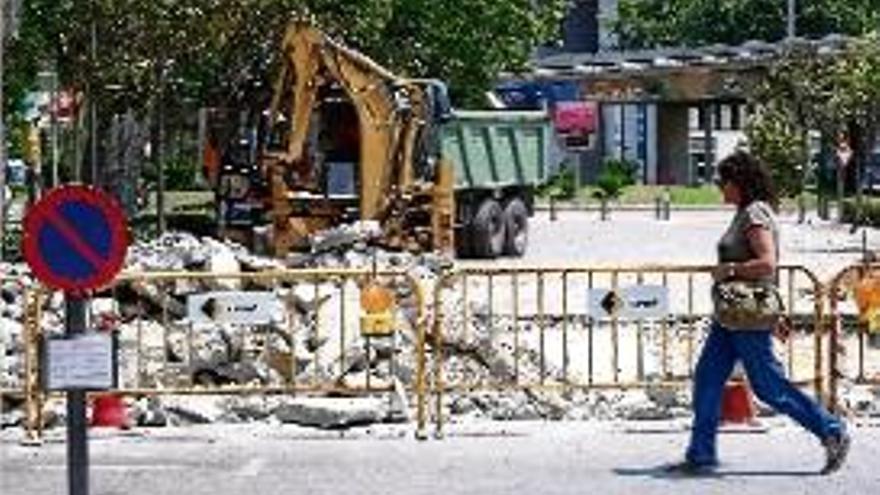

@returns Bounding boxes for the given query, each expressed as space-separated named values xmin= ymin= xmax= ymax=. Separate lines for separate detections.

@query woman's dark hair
xmin=717 ymin=150 xmax=778 ymax=210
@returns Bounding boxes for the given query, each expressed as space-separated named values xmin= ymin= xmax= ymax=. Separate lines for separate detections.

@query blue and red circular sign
xmin=23 ymin=186 xmax=129 ymax=293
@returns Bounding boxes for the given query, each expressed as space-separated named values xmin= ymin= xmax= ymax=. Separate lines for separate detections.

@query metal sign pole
xmin=65 ymin=295 xmax=89 ymax=495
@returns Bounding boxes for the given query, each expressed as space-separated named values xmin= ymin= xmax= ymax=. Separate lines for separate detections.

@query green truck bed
xmin=442 ymin=110 xmax=558 ymax=190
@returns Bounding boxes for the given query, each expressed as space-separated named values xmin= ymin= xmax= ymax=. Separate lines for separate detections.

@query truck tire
xmin=503 ymin=198 xmax=528 ymax=257
xmin=472 ymin=199 xmax=506 ymax=258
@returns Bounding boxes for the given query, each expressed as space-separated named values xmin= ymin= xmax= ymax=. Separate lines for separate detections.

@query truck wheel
xmin=503 ymin=198 xmax=528 ymax=257
xmin=454 ymin=227 xmax=473 ymax=258
xmin=472 ymin=199 xmax=506 ymax=258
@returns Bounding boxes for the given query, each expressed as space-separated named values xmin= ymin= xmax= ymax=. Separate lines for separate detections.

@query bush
xmin=539 ymin=166 xmax=577 ymax=199
xmin=841 ymin=198 xmax=880 ymax=226
xmin=594 ymin=157 xmax=637 ymax=200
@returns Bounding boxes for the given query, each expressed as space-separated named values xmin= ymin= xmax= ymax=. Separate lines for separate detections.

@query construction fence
xmin=3 ymin=263 xmax=880 ymax=440
xmin=3 ymin=269 xmax=430 ymax=441
xmin=428 ymin=264 xmax=829 ymax=435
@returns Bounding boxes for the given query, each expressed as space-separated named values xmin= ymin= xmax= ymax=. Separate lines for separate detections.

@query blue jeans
xmin=686 ymin=321 xmax=843 ymax=466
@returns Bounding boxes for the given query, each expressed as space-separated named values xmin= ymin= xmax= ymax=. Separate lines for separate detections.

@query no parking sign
xmin=23 ymin=185 xmax=129 ymax=293
xmin=21 ymin=185 xmax=129 ymax=495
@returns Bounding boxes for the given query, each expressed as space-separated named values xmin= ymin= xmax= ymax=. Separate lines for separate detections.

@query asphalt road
xmin=480 ymin=209 xmax=880 ymax=282
xmin=2 ymin=420 xmax=878 ymax=495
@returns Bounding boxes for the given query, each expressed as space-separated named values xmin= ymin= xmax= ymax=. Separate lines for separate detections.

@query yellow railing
xmin=5 ymin=262 xmax=853 ymax=441
xmin=0 ymin=276 xmax=42 ymax=443
xmin=17 ymin=268 xmax=430 ymax=440
xmin=826 ymin=262 xmax=880 ymax=413
xmin=429 ymin=264 xmax=827 ymax=436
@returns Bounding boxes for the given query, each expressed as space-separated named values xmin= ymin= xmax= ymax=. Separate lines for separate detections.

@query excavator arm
xmin=261 ymin=22 xmax=453 ymax=255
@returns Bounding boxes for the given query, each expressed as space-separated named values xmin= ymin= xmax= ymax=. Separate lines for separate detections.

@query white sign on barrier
xmin=588 ymin=285 xmax=669 ymax=319
xmin=44 ymin=333 xmax=115 ymax=390
xmin=187 ymin=291 xmax=281 ymax=325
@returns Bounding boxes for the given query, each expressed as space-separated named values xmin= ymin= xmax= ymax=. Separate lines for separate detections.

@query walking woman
xmin=669 ymin=150 xmax=850 ymax=475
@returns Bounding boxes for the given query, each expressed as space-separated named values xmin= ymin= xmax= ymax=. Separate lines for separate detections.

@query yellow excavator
xmin=216 ymin=21 xmax=453 ymax=256
xmin=216 ymin=22 xmax=558 ymax=258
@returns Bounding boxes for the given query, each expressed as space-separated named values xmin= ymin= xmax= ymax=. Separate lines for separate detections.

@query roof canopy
xmin=517 ymin=35 xmax=855 ymax=102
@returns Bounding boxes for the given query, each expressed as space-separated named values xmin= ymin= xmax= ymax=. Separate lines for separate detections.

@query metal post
xmin=196 ymin=107 xmax=207 ymax=188
xmin=156 ymin=63 xmax=166 ymax=234
xmin=51 ymin=69 xmax=59 ymax=187
xmin=787 ymin=0 xmax=796 ymax=38
xmin=618 ymin=104 xmax=626 ymax=159
xmin=819 ymin=133 xmax=831 ymax=220
xmin=702 ymin=101 xmax=714 ymax=183
xmin=66 ymin=295 xmax=90 ymax=495
xmin=89 ymin=21 xmax=98 ymax=185
xmin=662 ymin=187 xmax=671 ymax=220
xmin=838 ymin=149 xmax=846 ymax=222
xmin=0 ymin=0 xmax=7 ymax=259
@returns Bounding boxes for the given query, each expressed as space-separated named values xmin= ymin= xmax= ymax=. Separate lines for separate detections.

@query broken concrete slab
xmin=273 ymin=397 xmax=387 ymax=429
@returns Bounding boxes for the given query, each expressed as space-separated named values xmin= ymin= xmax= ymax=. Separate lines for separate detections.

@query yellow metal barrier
xmin=9 ymin=262 xmax=838 ymax=440
xmin=0 ymin=276 xmax=43 ymax=443
xmin=430 ymin=264 xmax=827 ymax=436
xmin=20 ymin=269 xmax=429 ymax=440
xmin=827 ymin=262 xmax=880 ymax=413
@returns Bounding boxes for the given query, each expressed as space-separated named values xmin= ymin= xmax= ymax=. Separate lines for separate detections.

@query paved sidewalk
xmin=2 ymin=419 xmax=877 ymax=495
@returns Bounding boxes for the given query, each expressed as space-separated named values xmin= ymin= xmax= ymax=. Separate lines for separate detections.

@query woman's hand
xmin=712 ymin=263 xmax=735 ymax=282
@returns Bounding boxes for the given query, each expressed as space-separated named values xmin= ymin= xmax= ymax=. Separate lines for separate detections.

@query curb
xmin=533 ymin=203 xmax=734 ymax=213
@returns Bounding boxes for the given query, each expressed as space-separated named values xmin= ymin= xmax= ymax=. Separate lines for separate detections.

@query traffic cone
xmin=721 ymin=377 xmax=756 ymax=424
xmin=91 ymin=394 xmax=129 ymax=429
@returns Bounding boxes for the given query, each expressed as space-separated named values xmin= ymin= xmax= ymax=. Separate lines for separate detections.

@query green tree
xmin=6 ymin=0 xmax=564 ymax=117
xmin=593 ymin=157 xmax=637 ymax=220
xmin=615 ymin=0 xmax=880 ymax=49
xmin=745 ymin=36 xmax=880 ymax=211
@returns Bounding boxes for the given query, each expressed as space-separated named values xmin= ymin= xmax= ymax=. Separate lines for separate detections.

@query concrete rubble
xmin=2 ymin=226 xmax=880 ymax=431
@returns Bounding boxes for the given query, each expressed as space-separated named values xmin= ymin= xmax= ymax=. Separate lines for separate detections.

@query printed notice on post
xmin=44 ymin=333 xmax=115 ymax=390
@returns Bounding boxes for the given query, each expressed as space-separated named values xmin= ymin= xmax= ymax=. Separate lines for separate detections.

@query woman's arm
xmin=715 ymin=226 xmax=777 ymax=280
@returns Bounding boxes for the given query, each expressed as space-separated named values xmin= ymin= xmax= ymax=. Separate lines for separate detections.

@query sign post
xmin=23 ymin=185 xmax=128 ymax=495
xmin=65 ymin=296 xmax=89 ymax=495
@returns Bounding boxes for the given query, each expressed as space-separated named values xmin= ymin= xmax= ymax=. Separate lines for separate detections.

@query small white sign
xmin=187 ymin=291 xmax=281 ymax=325
xmin=45 ymin=333 xmax=115 ymax=390
xmin=588 ymin=285 xmax=669 ymax=319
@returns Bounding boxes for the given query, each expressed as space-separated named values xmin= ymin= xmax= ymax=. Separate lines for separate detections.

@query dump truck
xmin=215 ymin=22 xmax=560 ymax=258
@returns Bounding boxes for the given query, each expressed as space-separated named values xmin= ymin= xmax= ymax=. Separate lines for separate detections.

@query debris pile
xmin=2 ymin=228 xmax=879 ymax=431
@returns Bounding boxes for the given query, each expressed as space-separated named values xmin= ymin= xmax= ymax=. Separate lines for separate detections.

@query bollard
xmin=655 ymin=190 xmax=671 ymax=221
xmin=663 ymin=190 xmax=671 ymax=220
xmin=549 ymin=196 xmax=557 ymax=222
xmin=798 ymin=193 xmax=806 ymax=224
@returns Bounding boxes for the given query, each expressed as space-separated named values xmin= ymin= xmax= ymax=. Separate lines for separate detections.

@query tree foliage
xmin=615 ymin=0 xmax=880 ymax=49
xmin=745 ymin=36 xmax=880 ymax=197
xmin=5 ymin=0 xmax=564 ymax=119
